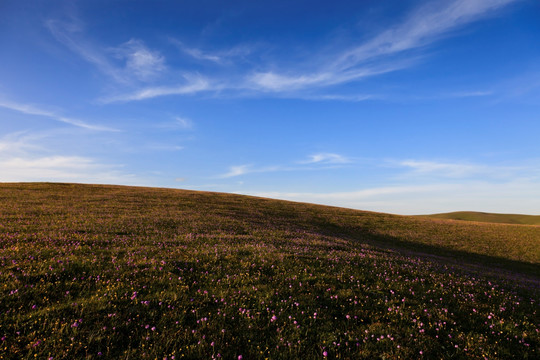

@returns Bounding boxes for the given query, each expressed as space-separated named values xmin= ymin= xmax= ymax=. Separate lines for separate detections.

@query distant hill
xmin=419 ymin=211 xmax=540 ymax=225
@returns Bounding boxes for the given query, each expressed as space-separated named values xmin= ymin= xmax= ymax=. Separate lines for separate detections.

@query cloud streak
xmin=100 ymin=76 xmax=211 ymax=103
xmin=396 ymin=159 xmax=539 ymax=180
xmin=333 ymin=0 xmax=518 ymax=70
xmin=171 ymin=39 xmax=254 ymax=65
xmin=245 ymin=179 xmax=540 ymax=215
xmin=398 ymin=160 xmax=484 ymax=178
xmin=219 ymin=165 xmax=253 ymax=178
xmin=46 ymin=18 xmax=167 ymax=84
xmin=300 ymin=153 xmax=352 ymax=165
xmin=0 ymin=99 xmax=117 ymax=131
xmin=0 ymin=155 xmax=135 ymax=184
xmin=218 ymin=152 xmax=352 ymax=178
xmin=246 ymin=0 xmax=519 ymax=94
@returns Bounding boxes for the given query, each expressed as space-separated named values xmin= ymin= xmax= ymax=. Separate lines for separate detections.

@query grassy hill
xmin=419 ymin=211 xmax=540 ymax=225
xmin=0 ymin=183 xmax=539 ymax=359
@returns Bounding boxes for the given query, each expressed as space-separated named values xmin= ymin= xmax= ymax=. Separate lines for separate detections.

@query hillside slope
xmin=1 ymin=183 xmax=539 ymax=265
xmin=419 ymin=211 xmax=540 ymax=225
xmin=1 ymin=183 xmax=539 ymax=359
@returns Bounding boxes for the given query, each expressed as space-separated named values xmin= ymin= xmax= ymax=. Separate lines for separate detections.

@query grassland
xmin=0 ymin=183 xmax=538 ymax=359
xmin=419 ymin=212 xmax=540 ymax=226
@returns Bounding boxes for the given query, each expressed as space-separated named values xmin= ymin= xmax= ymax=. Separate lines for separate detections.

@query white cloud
xmin=47 ymin=19 xmax=166 ymax=84
xmin=113 ymin=39 xmax=166 ymax=81
xmin=248 ymin=72 xmax=333 ymax=92
xmin=178 ymin=44 xmax=223 ymax=64
xmin=219 ymin=165 xmax=252 ymax=178
xmin=301 ymin=153 xmax=352 ymax=165
xmin=0 ymin=155 xmax=136 ymax=184
xmin=101 ymin=76 xmax=211 ymax=102
xmin=0 ymin=130 xmax=137 ymax=184
xmin=0 ymin=99 xmax=118 ymax=131
xmin=246 ymin=62 xmax=411 ymax=92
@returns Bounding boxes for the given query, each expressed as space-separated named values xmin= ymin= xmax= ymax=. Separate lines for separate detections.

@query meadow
xmin=0 ymin=183 xmax=538 ymax=359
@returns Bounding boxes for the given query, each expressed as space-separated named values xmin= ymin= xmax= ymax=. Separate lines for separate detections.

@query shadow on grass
xmin=328 ymin=225 xmax=540 ymax=289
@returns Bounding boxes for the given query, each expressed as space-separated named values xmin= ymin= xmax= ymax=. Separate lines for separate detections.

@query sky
xmin=1 ymin=0 xmax=539 ymax=215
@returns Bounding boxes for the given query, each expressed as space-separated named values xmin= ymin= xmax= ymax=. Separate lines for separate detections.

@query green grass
xmin=418 ymin=211 xmax=540 ymax=226
xmin=0 ymin=183 xmax=539 ymax=359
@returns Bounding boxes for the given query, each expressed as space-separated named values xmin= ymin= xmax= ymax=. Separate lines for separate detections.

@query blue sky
xmin=1 ymin=0 xmax=539 ymax=214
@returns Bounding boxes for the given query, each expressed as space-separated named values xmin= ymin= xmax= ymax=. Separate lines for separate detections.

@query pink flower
xmin=323 ymin=351 xmax=328 ymax=357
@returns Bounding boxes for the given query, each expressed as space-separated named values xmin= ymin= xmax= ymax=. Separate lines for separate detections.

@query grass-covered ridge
xmin=419 ymin=211 xmax=540 ymax=226
xmin=0 ymin=183 xmax=538 ymax=359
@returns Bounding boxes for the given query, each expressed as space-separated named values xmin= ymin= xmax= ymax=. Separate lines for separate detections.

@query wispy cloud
xmin=333 ymin=0 xmax=518 ymax=70
xmin=171 ymin=39 xmax=254 ymax=65
xmin=300 ymin=153 xmax=352 ymax=165
xmin=396 ymin=158 xmax=540 ymax=181
xmin=173 ymin=40 xmax=223 ymax=64
xmin=0 ymin=130 xmax=138 ymax=184
xmin=100 ymin=76 xmax=211 ymax=103
xmin=112 ymin=39 xmax=166 ymax=81
xmin=298 ymin=94 xmax=375 ymax=102
xmin=445 ymin=90 xmax=494 ymax=98
xmin=398 ymin=160 xmax=484 ymax=178
xmin=46 ymin=18 xmax=126 ymax=83
xmin=46 ymin=18 xmax=166 ymax=84
xmin=246 ymin=0 xmax=518 ymax=93
xmin=246 ymin=61 xmax=413 ymax=92
xmin=0 ymin=155 xmax=136 ymax=184
xmin=0 ymin=99 xmax=118 ymax=131
xmin=218 ymin=152 xmax=352 ymax=178
xmin=217 ymin=164 xmax=293 ymax=178
xmin=46 ymin=0 xmax=520 ymax=103
xmin=245 ymin=179 xmax=540 ymax=215
xmin=219 ymin=164 xmax=253 ymax=178
xmin=174 ymin=117 xmax=193 ymax=129
xmin=0 ymin=131 xmax=44 ymax=154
